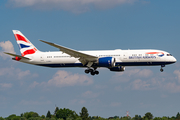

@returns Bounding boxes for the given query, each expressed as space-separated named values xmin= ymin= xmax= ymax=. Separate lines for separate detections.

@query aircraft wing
xmin=4 ymin=52 xmax=31 ymax=60
xmin=40 ymin=40 xmax=98 ymax=66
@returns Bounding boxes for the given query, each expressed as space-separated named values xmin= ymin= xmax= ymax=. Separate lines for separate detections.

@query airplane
xmin=4 ymin=30 xmax=177 ymax=76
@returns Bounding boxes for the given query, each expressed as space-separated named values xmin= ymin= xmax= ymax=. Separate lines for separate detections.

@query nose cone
xmin=172 ymin=56 xmax=177 ymax=63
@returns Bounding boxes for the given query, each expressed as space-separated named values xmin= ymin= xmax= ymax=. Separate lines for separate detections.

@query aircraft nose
xmin=172 ymin=57 xmax=177 ymax=63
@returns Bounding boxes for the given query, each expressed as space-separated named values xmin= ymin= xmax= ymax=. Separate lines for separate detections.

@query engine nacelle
xmin=98 ymin=57 xmax=116 ymax=68
xmin=109 ymin=66 xmax=125 ymax=72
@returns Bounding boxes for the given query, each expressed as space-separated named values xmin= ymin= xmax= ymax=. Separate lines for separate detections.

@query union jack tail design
xmin=13 ymin=30 xmax=39 ymax=56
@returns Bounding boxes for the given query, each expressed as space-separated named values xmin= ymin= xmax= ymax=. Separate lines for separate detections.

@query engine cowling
xmin=109 ymin=66 xmax=125 ymax=72
xmin=98 ymin=57 xmax=116 ymax=67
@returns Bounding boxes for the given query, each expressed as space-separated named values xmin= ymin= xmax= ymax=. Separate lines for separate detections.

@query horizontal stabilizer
xmin=4 ymin=52 xmax=31 ymax=60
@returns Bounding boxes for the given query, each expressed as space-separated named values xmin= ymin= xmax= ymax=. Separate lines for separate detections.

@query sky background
xmin=0 ymin=0 xmax=180 ymax=118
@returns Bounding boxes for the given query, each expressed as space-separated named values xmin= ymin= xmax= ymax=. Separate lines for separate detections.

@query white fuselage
xmin=19 ymin=49 xmax=176 ymax=68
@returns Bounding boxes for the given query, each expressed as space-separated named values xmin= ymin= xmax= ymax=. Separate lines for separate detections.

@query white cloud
xmin=82 ymin=91 xmax=100 ymax=98
xmin=111 ymin=69 xmax=180 ymax=92
xmin=47 ymin=70 xmax=93 ymax=87
xmin=130 ymin=79 xmax=151 ymax=90
xmin=125 ymin=69 xmax=153 ymax=78
xmin=174 ymin=70 xmax=180 ymax=83
xmin=19 ymin=100 xmax=52 ymax=105
xmin=0 ymin=67 xmax=14 ymax=76
xmin=16 ymin=69 xmax=31 ymax=79
xmin=0 ymin=83 xmax=12 ymax=90
xmin=8 ymin=0 xmax=138 ymax=13
xmin=163 ymin=82 xmax=180 ymax=93
xmin=29 ymin=81 xmax=39 ymax=88
xmin=0 ymin=41 xmax=16 ymax=59
xmin=95 ymin=85 xmax=108 ymax=89
xmin=112 ymin=69 xmax=153 ymax=83
xmin=68 ymin=99 xmax=86 ymax=105
xmin=0 ymin=67 xmax=38 ymax=80
xmin=79 ymin=100 xmax=86 ymax=104
xmin=114 ymin=85 xmax=122 ymax=91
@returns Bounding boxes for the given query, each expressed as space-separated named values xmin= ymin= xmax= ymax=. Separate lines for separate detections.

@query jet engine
xmin=109 ymin=66 xmax=125 ymax=72
xmin=98 ymin=57 xmax=116 ymax=68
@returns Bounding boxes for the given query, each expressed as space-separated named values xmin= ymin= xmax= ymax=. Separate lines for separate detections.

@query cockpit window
xmin=167 ymin=54 xmax=172 ymax=56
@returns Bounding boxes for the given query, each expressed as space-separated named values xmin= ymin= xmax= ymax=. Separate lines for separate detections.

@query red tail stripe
xmin=14 ymin=34 xmax=30 ymax=43
xmin=22 ymin=49 xmax=36 ymax=56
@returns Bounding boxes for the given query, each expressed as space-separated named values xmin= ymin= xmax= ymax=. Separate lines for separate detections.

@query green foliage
xmin=176 ymin=113 xmax=180 ymax=119
xmin=50 ymin=118 xmax=56 ymax=120
xmin=2 ymin=109 xmax=180 ymax=120
xmin=79 ymin=107 xmax=89 ymax=120
xmin=90 ymin=116 xmax=107 ymax=120
xmin=154 ymin=117 xmax=162 ymax=120
xmin=144 ymin=112 xmax=153 ymax=120
xmin=95 ymin=117 xmax=107 ymax=120
xmin=66 ymin=118 xmax=72 ymax=120
xmin=41 ymin=115 xmax=45 ymax=119
xmin=121 ymin=116 xmax=129 ymax=120
xmin=75 ymin=117 xmax=82 ymax=120
xmin=6 ymin=114 xmax=19 ymax=120
xmin=144 ymin=117 xmax=148 ymax=120
xmin=56 ymin=108 xmax=78 ymax=120
xmin=32 ymin=113 xmax=39 ymax=118
xmin=46 ymin=111 xmax=52 ymax=118
xmin=162 ymin=116 xmax=168 ymax=120
xmin=45 ymin=118 xmax=50 ymax=120
xmin=114 ymin=116 xmax=119 ymax=119
xmin=20 ymin=117 xmax=26 ymax=120
xmin=23 ymin=112 xmax=39 ymax=119
xmin=57 ymin=118 xmax=64 ymax=120
xmin=134 ymin=115 xmax=139 ymax=120
xmin=54 ymin=107 xmax=60 ymax=115
xmin=0 ymin=117 xmax=4 ymax=120
xmin=28 ymin=117 xmax=41 ymax=120
xmin=13 ymin=116 xmax=21 ymax=120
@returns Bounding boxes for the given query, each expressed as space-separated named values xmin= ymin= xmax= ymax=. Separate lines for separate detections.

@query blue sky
xmin=0 ymin=0 xmax=180 ymax=118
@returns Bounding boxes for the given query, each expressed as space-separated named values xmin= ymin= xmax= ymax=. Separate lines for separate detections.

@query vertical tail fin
xmin=12 ymin=30 xmax=39 ymax=56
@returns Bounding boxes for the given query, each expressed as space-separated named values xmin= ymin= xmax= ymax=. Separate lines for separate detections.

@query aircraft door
xmin=123 ymin=52 xmax=128 ymax=60
xmin=40 ymin=54 xmax=44 ymax=62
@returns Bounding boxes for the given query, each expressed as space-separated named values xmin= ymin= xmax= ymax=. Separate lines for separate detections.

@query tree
xmin=154 ymin=117 xmax=161 ymax=120
xmin=114 ymin=116 xmax=119 ymax=119
xmin=144 ymin=112 xmax=153 ymax=120
xmin=12 ymin=116 xmax=20 ymax=120
xmin=134 ymin=115 xmax=139 ymax=120
xmin=21 ymin=117 xmax=26 ymax=120
xmin=41 ymin=115 xmax=46 ymax=119
xmin=121 ymin=116 xmax=129 ymax=120
xmin=23 ymin=112 xmax=39 ymax=119
xmin=170 ymin=116 xmax=176 ymax=120
xmin=75 ymin=117 xmax=82 ymax=120
xmin=0 ymin=117 xmax=4 ymax=120
xmin=54 ymin=107 xmax=60 ymax=115
xmin=176 ymin=112 xmax=180 ymax=119
xmin=56 ymin=108 xmax=78 ymax=120
xmin=79 ymin=107 xmax=89 ymax=120
xmin=46 ymin=111 xmax=52 ymax=118
xmin=32 ymin=113 xmax=39 ymax=118
xmin=6 ymin=114 xmax=17 ymax=120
